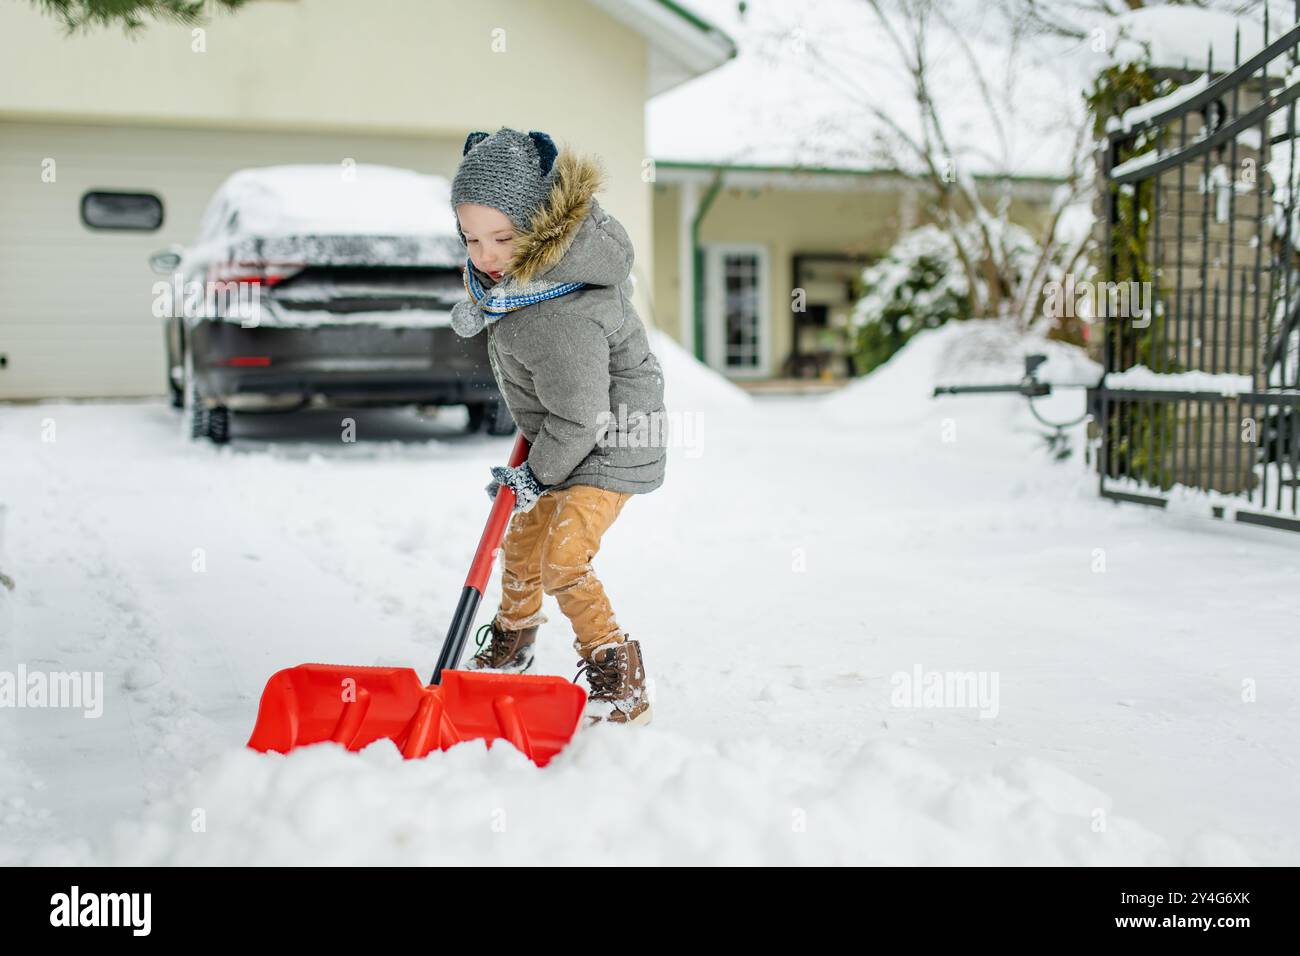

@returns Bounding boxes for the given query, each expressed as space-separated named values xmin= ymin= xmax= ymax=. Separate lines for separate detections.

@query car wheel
xmin=484 ymin=400 xmax=516 ymax=436
xmin=182 ymin=342 xmax=210 ymax=442
xmin=188 ymin=394 xmax=208 ymax=441
xmin=180 ymin=336 xmax=232 ymax=444
xmin=208 ymin=406 xmax=231 ymax=445
xmin=464 ymin=402 xmax=487 ymax=433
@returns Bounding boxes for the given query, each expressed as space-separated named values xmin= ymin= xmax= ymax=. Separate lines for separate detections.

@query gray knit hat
xmin=451 ymin=127 xmax=559 ymax=245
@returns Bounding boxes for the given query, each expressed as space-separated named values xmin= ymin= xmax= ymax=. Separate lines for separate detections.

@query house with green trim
xmin=649 ymin=160 xmax=1063 ymax=388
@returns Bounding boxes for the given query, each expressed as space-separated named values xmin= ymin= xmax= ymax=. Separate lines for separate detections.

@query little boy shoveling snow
xmin=449 ymin=127 xmax=667 ymax=726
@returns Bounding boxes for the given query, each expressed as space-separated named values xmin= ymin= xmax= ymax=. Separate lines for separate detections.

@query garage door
xmin=0 ymin=120 xmax=460 ymax=400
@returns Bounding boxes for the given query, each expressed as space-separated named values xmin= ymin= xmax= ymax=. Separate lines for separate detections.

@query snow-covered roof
xmin=587 ymin=0 xmax=737 ymax=96
xmin=652 ymin=159 xmax=1064 ymax=199
xmin=203 ymin=163 xmax=459 ymax=240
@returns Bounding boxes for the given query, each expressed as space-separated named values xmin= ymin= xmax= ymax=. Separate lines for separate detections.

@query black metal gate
xmin=1095 ymin=17 xmax=1300 ymax=532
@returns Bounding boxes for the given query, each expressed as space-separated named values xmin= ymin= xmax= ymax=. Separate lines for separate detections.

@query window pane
xmin=721 ymin=252 xmax=760 ymax=369
xmin=81 ymin=191 xmax=164 ymax=231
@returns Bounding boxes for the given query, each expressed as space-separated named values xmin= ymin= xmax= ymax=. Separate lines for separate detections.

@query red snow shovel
xmin=247 ymin=433 xmax=588 ymax=768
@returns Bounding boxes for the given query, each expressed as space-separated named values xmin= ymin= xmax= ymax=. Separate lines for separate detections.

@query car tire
xmin=189 ymin=398 xmax=231 ymax=444
xmin=207 ymin=406 xmax=231 ymax=444
xmin=181 ymin=341 xmax=228 ymax=444
xmin=464 ymin=402 xmax=487 ymax=433
xmin=182 ymin=343 xmax=203 ymax=441
xmin=466 ymin=400 xmax=516 ymax=435
xmin=483 ymin=400 xmax=516 ymax=436
xmin=189 ymin=404 xmax=207 ymax=441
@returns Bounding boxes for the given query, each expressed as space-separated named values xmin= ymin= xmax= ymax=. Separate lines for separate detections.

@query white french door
xmin=703 ymin=243 xmax=769 ymax=378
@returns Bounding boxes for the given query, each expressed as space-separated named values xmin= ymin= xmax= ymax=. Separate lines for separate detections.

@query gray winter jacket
xmin=451 ymin=152 xmax=667 ymax=495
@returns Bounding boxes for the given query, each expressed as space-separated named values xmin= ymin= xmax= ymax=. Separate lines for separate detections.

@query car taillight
xmin=221 ymin=356 xmax=272 ymax=367
xmin=210 ymin=260 xmax=305 ymax=288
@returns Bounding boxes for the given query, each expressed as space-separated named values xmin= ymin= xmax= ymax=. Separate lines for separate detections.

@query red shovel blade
xmin=247 ymin=664 xmax=588 ymax=768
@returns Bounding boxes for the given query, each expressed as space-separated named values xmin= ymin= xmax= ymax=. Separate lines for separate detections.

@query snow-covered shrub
xmin=851 ymin=226 xmax=970 ymax=375
xmin=851 ymin=220 xmax=1041 ymax=375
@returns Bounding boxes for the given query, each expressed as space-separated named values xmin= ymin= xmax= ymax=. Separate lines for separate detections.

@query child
xmin=448 ymin=127 xmax=666 ymax=726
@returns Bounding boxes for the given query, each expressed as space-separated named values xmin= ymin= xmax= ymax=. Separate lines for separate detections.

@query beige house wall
xmin=652 ymin=182 xmax=912 ymax=364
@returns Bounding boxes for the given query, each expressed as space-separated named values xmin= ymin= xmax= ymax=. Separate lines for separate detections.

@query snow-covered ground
xmin=1 ymin=323 xmax=1296 ymax=865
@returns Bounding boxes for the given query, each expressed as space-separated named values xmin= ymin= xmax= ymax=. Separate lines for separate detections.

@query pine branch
xmin=30 ymin=0 xmax=250 ymax=36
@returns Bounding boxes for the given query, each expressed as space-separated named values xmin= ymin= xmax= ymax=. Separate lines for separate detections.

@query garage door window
xmin=80 ymin=191 xmax=164 ymax=231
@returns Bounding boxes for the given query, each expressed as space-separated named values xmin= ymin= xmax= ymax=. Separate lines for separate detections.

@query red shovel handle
xmin=465 ymin=432 xmax=531 ymax=592
xmin=429 ymin=431 xmax=530 ymax=684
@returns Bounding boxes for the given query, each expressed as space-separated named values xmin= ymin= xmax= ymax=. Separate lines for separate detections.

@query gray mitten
xmin=489 ymin=462 xmax=549 ymax=513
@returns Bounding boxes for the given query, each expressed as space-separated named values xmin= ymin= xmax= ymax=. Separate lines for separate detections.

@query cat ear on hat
xmin=528 ymin=131 xmax=558 ymax=178
xmin=462 ymin=131 xmax=489 ymax=155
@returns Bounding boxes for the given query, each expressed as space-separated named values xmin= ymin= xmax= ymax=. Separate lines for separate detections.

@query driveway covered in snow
xmin=1 ymin=325 xmax=1295 ymax=865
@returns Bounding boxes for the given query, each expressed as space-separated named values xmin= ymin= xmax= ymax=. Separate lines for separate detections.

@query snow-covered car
xmin=149 ymin=163 xmax=512 ymax=443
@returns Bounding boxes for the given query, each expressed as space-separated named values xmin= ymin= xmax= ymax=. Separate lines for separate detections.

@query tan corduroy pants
xmin=495 ymin=484 xmax=634 ymax=660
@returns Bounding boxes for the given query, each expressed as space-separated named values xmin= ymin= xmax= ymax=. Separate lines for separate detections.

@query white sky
xmin=649 ymin=0 xmax=1259 ymax=178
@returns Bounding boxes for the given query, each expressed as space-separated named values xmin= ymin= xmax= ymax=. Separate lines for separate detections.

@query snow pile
xmin=651 ymin=327 xmax=753 ymax=416
xmin=3 ymin=311 xmax=1294 ymax=865
xmin=0 ymin=750 xmax=51 ymax=865
xmin=822 ymin=320 xmax=1100 ymax=428
xmin=23 ymin=727 xmax=1247 ymax=866
xmin=929 ymin=321 xmax=1101 ymax=388
xmin=204 ymin=164 xmax=459 ymax=240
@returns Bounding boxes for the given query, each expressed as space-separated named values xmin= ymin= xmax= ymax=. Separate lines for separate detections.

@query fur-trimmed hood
xmin=508 ymin=151 xmax=604 ymax=284
xmin=508 ymin=153 xmax=633 ymax=294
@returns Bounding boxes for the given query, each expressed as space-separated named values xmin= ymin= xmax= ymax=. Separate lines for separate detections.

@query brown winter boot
xmin=575 ymin=638 xmax=652 ymax=726
xmin=464 ymin=618 xmax=537 ymax=673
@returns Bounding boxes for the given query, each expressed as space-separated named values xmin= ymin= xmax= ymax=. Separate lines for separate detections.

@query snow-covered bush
xmin=851 ymin=220 xmax=1041 ymax=375
xmin=851 ymin=226 xmax=970 ymax=375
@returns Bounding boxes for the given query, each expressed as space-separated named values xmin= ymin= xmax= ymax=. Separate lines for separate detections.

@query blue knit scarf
xmin=450 ymin=258 xmax=585 ymax=337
